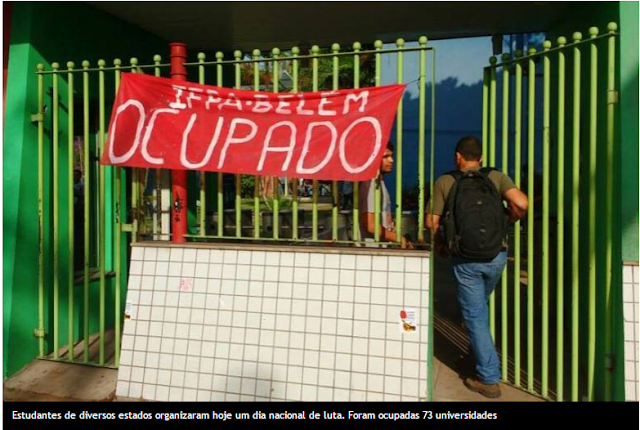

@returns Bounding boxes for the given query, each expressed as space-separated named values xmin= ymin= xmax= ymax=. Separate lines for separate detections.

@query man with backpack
xmin=427 ymin=136 xmax=528 ymax=398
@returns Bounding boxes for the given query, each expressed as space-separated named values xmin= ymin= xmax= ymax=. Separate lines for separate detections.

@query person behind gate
xmin=427 ymin=136 xmax=528 ymax=398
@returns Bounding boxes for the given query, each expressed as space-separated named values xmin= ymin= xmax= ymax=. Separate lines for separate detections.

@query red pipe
xmin=170 ymin=43 xmax=188 ymax=243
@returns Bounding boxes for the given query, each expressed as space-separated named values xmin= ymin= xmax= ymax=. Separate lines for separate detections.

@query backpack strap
xmin=446 ymin=170 xmax=464 ymax=182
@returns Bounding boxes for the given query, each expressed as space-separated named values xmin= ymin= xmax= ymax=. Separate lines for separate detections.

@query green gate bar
xmin=153 ymin=55 xmax=163 ymax=239
xmin=216 ymin=52 xmax=225 ymax=238
xmin=234 ymin=50 xmax=243 ymax=238
xmin=82 ymin=60 xmax=91 ymax=362
xmin=417 ymin=36 xmax=427 ymax=243
xmin=556 ymin=37 xmax=567 ymax=401
xmin=98 ymin=59 xmax=107 ymax=365
xmin=604 ymin=22 xmax=618 ymax=402
xmin=352 ymin=42 xmax=361 ymax=242
xmin=130 ymin=58 xmax=139 ymax=243
xmin=37 ymin=63 xmax=45 ymax=358
xmin=332 ymin=43 xmax=340 ymax=242
xmin=291 ymin=47 xmax=300 ymax=240
xmin=52 ymin=62 xmax=60 ymax=360
xmin=272 ymin=47 xmax=280 ymax=240
xmin=395 ymin=38 xmax=405 ymax=241
xmin=253 ymin=49 xmax=261 ymax=239
xmin=67 ymin=62 xmax=75 ymax=362
xmin=374 ymin=40 xmax=382 ymax=242
xmin=541 ymin=40 xmax=551 ymax=398
xmin=311 ymin=45 xmax=320 ymax=242
xmin=500 ymin=53 xmax=510 ymax=382
xmin=526 ymin=47 xmax=536 ymax=393
xmin=113 ymin=59 xmax=122 ymax=367
xmin=198 ymin=53 xmax=206 ymax=237
xmin=488 ymin=56 xmax=496 ymax=339
xmin=571 ymin=32 xmax=582 ymax=402
xmin=556 ymin=37 xmax=567 ymax=402
xmin=587 ymin=26 xmax=599 ymax=403
xmin=513 ymin=49 xmax=523 ymax=387
xmin=481 ymin=69 xmax=488 ymax=167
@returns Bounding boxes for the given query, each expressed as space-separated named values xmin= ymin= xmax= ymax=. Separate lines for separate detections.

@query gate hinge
xmin=121 ymin=223 xmax=133 ymax=232
xmin=605 ymin=353 xmax=615 ymax=370
xmin=30 ymin=113 xmax=44 ymax=123
xmin=33 ymin=328 xmax=45 ymax=338
xmin=607 ymin=90 xmax=619 ymax=105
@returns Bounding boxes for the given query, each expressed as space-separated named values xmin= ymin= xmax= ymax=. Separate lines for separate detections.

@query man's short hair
xmin=386 ymin=142 xmax=394 ymax=152
xmin=455 ymin=136 xmax=482 ymax=161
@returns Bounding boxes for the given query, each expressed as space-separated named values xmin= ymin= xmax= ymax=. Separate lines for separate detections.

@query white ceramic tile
xmin=280 ymin=252 xmax=295 ymax=266
xmin=170 ymin=248 xmax=184 ymax=262
xmin=155 ymin=261 xmax=169 ymax=277
xmin=168 ymin=262 xmax=182 ymax=277
xmin=309 ymin=268 xmax=324 ymax=285
xmin=209 ymin=249 xmax=223 ymax=264
xmin=169 ymin=387 xmax=184 ymax=401
xmin=334 ymin=388 xmax=350 ymax=401
xmin=183 ymin=249 xmax=197 ymax=263
xmin=130 ymin=261 xmax=143 ymax=275
xmin=309 ymin=253 xmax=325 ymax=268
xmin=324 ymin=269 xmax=340 ymax=286
xmin=129 ymin=383 xmax=143 ymax=399
xmin=340 ymin=269 xmax=355 ymax=286
xmin=404 ymin=272 xmax=422 ymax=290
xmin=294 ymin=267 xmax=309 ymax=283
xmin=295 ymin=252 xmax=310 ymax=267
xmin=325 ymin=253 xmax=341 ymax=269
xmin=155 ymin=385 xmax=169 ymax=402
xmin=388 ymin=256 xmax=404 ymax=272
xmin=265 ymin=252 xmax=280 ymax=266
xmin=340 ymin=254 xmax=356 ymax=270
xmin=143 ymin=261 xmax=156 ymax=276
xmin=279 ymin=267 xmax=294 ymax=283
xmin=131 ymin=247 xmax=145 ymax=261
xmin=371 ymin=272 xmax=388 ymax=288
xmin=157 ymin=247 xmax=170 ymax=262
xmin=195 ymin=249 xmax=210 ymax=264
xmin=318 ymin=387 xmax=333 ymax=401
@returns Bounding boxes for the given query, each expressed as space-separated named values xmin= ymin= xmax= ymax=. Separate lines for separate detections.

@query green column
xmin=374 ymin=40 xmax=382 ymax=242
xmin=488 ymin=56 xmax=497 ymax=339
xmin=395 ymin=38 xmax=405 ymax=242
xmin=198 ymin=52 xmax=207 ymax=237
xmin=500 ymin=53 xmax=510 ymax=383
xmin=216 ymin=51 xmax=225 ymax=238
xmin=113 ymin=58 xmax=122 ymax=367
xmin=82 ymin=60 xmax=91 ymax=363
xmin=332 ymin=43 xmax=340 ymax=242
xmin=234 ymin=50 xmax=243 ymax=238
xmin=513 ymin=50 xmax=523 ymax=387
xmin=556 ymin=37 xmax=567 ymax=402
xmin=272 ymin=47 xmax=280 ymax=240
xmin=253 ymin=49 xmax=261 ymax=239
xmin=417 ymin=37 xmax=428 ymax=243
xmin=37 ymin=63 xmax=45 ymax=358
xmin=67 ymin=62 xmax=75 ymax=362
xmin=311 ymin=45 xmax=320 ymax=242
xmin=526 ymin=47 xmax=537 ymax=393
xmin=291 ymin=47 xmax=300 ymax=240
xmin=587 ymin=26 xmax=599 ymax=403
xmin=352 ymin=42 xmax=361 ymax=242
xmin=52 ymin=62 xmax=60 ymax=360
xmin=98 ymin=59 xmax=106 ymax=365
xmin=571 ymin=32 xmax=582 ymax=402
xmin=541 ymin=40 xmax=552 ymax=398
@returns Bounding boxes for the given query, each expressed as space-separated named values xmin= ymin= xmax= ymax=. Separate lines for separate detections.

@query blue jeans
xmin=452 ymin=251 xmax=507 ymax=384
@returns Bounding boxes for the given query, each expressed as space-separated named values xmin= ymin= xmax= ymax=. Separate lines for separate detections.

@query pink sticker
xmin=179 ymin=279 xmax=193 ymax=292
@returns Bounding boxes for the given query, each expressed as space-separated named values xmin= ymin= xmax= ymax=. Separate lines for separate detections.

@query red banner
xmin=100 ymin=73 xmax=405 ymax=181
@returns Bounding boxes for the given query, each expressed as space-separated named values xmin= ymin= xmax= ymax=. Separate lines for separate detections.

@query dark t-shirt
xmin=432 ymin=167 xmax=516 ymax=216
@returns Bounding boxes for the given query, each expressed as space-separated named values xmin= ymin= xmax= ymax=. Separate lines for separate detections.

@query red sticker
xmin=400 ymin=310 xmax=407 ymax=319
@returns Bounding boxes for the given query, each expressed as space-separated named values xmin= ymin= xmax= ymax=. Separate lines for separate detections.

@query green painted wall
xmin=619 ymin=2 xmax=639 ymax=263
xmin=3 ymin=2 xmax=168 ymax=378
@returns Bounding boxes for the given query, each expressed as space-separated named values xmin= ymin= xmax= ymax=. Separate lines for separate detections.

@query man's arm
xmin=360 ymin=213 xmax=412 ymax=249
xmin=503 ymin=188 xmax=529 ymax=222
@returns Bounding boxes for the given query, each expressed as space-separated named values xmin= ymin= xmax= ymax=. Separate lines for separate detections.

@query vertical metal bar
xmin=130 ymin=58 xmax=139 ymax=243
xmin=604 ymin=22 xmax=618 ymax=402
xmin=352 ymin=42 xmax=361 ymax=243
xmin=374 ymin=40 xmax=382 ymax=243
xmin=500 ymin=53 xmax=510 ymax=382
xmin=291 ymin=47 xmax=300 ymax=240
xmin=428 ymin=47 xmax=437 ymax=400
xmin=67 ymin=61 xmax=75 ymax=362
xmin=234 ymin=50 xmax=243 ymax=238
xmin=52 ymin=62 xmax=60 ymax=360
xmin=82 ymin=60 xmax=90 ymax=362
xmin=272 ymin=47 xmax=280 ymax=240
xmin=541 ymin=40 xmax=552 ymax=398
xmin=37 ymin=63 xmax=45 ymax=358
xmin=98 ymin=59 xmax=106 ymax=365
xmin=417 ymin=37 xmax=427 ymax=243
xmin=332 ymin=43 xmax=340 ymax=242
xmin=253 ymin=49 xmax=261 ymax=239
xmin=482 ymin=69 xmax=489 ymax=168
xmin=153 ymin=55 xmax=162 ymax=239
xmin=488 ymin=56 xmax=497 ymax=339
xmin=571 ymin=32 xmax=582 ymax=402
xmin=556 ymin=37 xmax=567 ymax=401
xmin=198 ymin=52 xmax=206 ymax=237
xmin=587 ymin=26 xmax=599 ymax=402
xmin=216 ymin=52 xmax=225 ymax=238
xmin=395 ymin=38 xmax=405 ymax=241
xmin=113 ymin=59 xmax=122 ymax=367
xmin=513 ymin=50 xmax=523 ymax=387
xmin=526 ymin=47 xmax=537 ymax=393
xmin=311 ymin=45 xmax=320 ymax=242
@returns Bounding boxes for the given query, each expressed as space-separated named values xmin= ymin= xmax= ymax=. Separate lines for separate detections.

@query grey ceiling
xmin=89 ymin=2 xmax=573 ymax=51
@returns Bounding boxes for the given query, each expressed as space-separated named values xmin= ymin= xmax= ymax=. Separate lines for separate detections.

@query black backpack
xmin=442 ymin=168 xmax=508 ymax=259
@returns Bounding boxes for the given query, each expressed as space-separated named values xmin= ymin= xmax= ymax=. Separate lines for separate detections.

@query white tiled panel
xmin=623 ymin=263 xmax=639 ymax=402
xmin=116 ymin=244 xmax=431 ymax=401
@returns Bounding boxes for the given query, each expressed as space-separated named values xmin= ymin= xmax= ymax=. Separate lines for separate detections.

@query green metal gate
xmin=34 ymin=38 xmax=437 ymax=369
xmin=482 ymin=23 xmax=620 ymax=401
